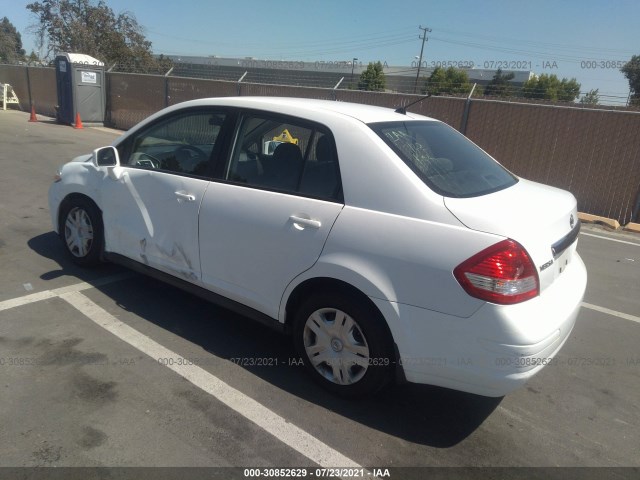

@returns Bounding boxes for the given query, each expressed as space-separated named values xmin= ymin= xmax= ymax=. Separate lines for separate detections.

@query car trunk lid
xmin=444 ymin=178 xmax=580 ymax=293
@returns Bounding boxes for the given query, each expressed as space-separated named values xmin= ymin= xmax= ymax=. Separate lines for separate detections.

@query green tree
xmin=558 ymin=77 xmax=580 ymax=101
xmin=0 ymin=17 xmax=26 ymax=63
xmin=424 ymin=66 xmax=471 ymax=96
xmin=484 ymin=68 xmax=515 ymax=97
xmin=621 ymin=55 xmax=640 ymax=106
xmin=522 ymin=74 xmax=581 ymax=102
xmin=579 ymin=89 xmax=600 ymax=105
xmin=358 ymin=61 xmax=386 ymax=91
xmin=26 ymin=0 xmax=171 ymax=73
xmin=26 ymin=50 xmax=41 ymax=64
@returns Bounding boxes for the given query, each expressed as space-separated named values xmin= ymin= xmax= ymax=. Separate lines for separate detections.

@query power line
xmin=433 ymin=27 xmax=635 ymax=56
xmin=148 ymin=24 xmax=633 ymax=68
xmin=146 ymin=28 xmax=416 ymax=54
xmin=429 ymin=36 xmax=629 ymax=64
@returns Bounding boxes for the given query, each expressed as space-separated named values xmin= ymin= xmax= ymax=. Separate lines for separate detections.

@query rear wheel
xmin=59 ymin=197 xmax=103 ymax=267
xmin=293 ymin=292 xmax=394 ymax=397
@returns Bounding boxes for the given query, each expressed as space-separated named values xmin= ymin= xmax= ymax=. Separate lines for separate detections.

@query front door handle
xmin=290 ymin=215 xmax=321 ymax=229
xmin=175 ymin=191 xmax=196 ymax=202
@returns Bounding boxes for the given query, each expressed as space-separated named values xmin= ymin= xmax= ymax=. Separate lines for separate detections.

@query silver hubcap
xmin=303 ymin=308 xmax=370 ymax=385
xmin=64 ymin=207 xmax=94 ymax=258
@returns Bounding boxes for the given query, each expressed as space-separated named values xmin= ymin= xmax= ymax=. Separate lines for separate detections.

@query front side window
xmin=226 ymin=114 xmax=342 ymax=201
xmin=370 ymin=121 xmax=517 ymax=198
xmin=122 ymin=110 xmax=227 ymax=177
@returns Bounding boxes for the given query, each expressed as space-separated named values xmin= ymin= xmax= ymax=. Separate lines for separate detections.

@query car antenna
xmin=395 ymin=92 xmax=431 ymax=115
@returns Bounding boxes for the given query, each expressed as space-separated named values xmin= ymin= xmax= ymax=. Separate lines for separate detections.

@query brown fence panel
xmin=465 ymin=100 xmax=640 ymax=224
xmin=411 ymin=96 xmax=467 ymax=130
xmin=168 ymin=77 xmax=238 ymax=105
xmin=596 ymin=111 xmax=640 ymax=223
xmin=336 ymin=89 xmax=409 ymax=109
xmin=107 ymin=72 xmax=166 ymax=130
xmin=27 ymin=67 xmax=57 ymax=117
xmin=336 ymin=90 xmax=467 ymax=129
xmin=0 ymin=64 xmax=29 ymax=110
xmin=239 ymin=82 xmax=334 ymax=100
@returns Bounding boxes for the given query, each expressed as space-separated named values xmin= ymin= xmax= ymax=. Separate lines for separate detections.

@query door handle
xmin=175 ymin=191 xmax=196 ymax=202
xmin=289 ymin=215 xmax=321 ymax=229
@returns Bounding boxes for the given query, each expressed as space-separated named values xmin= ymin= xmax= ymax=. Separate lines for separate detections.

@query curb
xmin=577 ymin=213 xmax=620 ymax=230
xmin=577 ymin=213 xmax=640 ymax=235
xmin=624 ymin=222 xmax=640 ymax=233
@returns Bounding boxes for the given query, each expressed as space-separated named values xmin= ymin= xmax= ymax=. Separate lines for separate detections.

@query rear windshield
xmin=369 ymin=121 xmax=517 ymax=198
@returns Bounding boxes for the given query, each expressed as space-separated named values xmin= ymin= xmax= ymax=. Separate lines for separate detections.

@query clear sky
xmin=3 ymin=0 xmax=638 ymax=103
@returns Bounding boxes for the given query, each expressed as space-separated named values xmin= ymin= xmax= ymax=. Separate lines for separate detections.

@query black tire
xmin=58 ymin=197 xmax=104 ymax=267
xmin=293 ymin=291 xmax=394 ymax=397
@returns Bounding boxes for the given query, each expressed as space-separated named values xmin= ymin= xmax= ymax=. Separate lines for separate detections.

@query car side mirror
xmin=94 ymin=146 xmax=120 ymax=167
xmin=94 ymin=146 xmax=123 ymax=180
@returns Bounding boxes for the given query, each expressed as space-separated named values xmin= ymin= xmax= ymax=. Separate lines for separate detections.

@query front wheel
xmin=59 ymin=198 xmax=103 ymax=267
xmin=293 ymin=292 xmax=394 ymax=397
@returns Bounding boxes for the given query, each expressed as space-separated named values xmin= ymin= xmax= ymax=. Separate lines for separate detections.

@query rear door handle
xmin=175 ymin=191 xmax=196 ymax=202
xmin=289 ymin=215 xmax=321 ymax=229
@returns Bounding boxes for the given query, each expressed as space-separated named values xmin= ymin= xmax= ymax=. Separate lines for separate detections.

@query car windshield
xmin=369 ymin=121 xmax=518 ymax=198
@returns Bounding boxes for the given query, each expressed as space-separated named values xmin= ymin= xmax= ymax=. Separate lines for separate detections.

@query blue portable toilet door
xmin=55 ymin=57 xmax=74 ymax=124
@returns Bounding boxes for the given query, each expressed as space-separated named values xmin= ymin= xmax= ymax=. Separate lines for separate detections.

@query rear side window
xmin=369 ymin=121 xmax=517 ymax=198
xmin=226 ymin=114 xmax=342 ymax=202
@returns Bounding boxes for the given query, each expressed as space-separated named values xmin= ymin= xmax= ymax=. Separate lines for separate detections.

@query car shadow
xmin=29 ymin=231 xmax=502 ymax=448
xmin=27 ymin=231 xmax=127 ymax=282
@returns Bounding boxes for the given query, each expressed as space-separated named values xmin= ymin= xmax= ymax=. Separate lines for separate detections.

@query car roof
xmin=171 ymin=96 xmax=436 ymax=124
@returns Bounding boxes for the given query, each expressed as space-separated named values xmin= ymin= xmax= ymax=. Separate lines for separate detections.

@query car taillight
xmin=453 ymin=239 xmax=539 ymax=305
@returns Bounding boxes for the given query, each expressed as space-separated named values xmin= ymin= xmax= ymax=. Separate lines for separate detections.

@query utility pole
xmin=351 ymin=57 xmax=358 ymax=88
xmin=414 ymin=25 xmax=431 ymax=94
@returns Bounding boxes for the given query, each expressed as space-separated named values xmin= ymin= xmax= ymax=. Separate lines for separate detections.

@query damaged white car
xmin=49 ymin=97 xmax=587 ymax=397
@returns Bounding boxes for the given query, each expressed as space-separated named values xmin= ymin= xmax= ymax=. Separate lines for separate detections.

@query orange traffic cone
xmin=28 ymin=105 xmax=38 ymax=122
xmin=74 ymin=112 xmax=84 ymax=129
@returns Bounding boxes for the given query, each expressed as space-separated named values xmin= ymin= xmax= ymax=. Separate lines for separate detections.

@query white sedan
xmin=49 ymin=97 xmax=587 ymax=397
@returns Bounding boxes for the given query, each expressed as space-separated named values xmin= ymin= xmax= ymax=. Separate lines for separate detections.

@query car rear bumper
xmin=374 ymin=252 xmax=587 ymax=397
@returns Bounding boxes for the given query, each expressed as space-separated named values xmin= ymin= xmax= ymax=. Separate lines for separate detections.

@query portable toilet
xmin=55 ymin=53 xmax=106 ymax=126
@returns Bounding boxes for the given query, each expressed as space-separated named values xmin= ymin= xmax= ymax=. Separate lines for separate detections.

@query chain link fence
xmin=2 ymin=62 xmax=639 ymax=225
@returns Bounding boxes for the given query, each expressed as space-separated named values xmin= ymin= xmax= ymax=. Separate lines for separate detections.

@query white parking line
xmin=0 ymin=273 xmax=134 ymax=312
xmin=0 ymin=289 xmax=57 ymax=311
xmin=59 ymin=290 xmax=365 ymax=472
xmin=581 ymin=302 xmax=640 ymax=324
xmin=580 ymin=232 xmax=640 ymax=247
